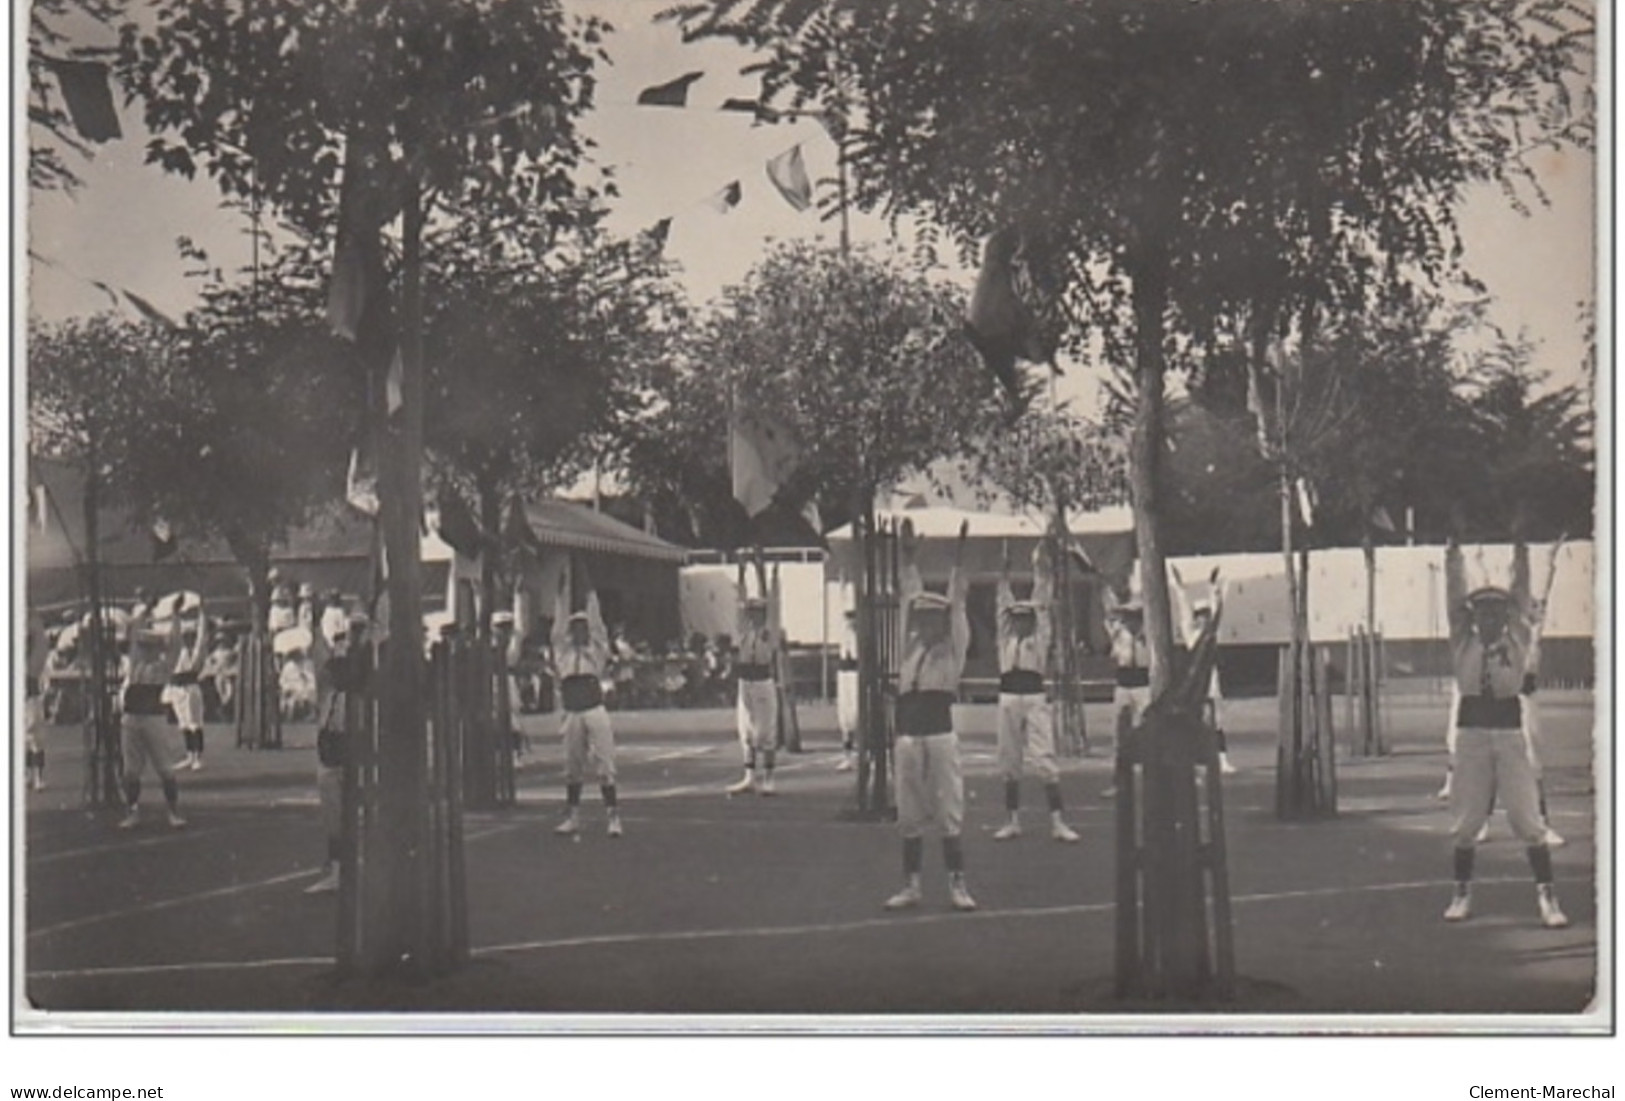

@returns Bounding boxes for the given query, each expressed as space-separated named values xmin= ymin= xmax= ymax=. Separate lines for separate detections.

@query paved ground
xmin=19 ymin=688 xmax=1603 ymax=1020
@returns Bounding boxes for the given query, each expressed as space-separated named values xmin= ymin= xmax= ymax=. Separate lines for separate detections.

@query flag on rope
xmin=963 ymin=227 xmax=1057 ymax=401
xmin=346 ymin=447 xmax=379 ymax=517
xmin=765 ymin=145 xmax=812 ymax=212
xmin=730 ymin=408 xmax=801 ymax=518
xmin=646 ymin=217 xmax=673 ymax=251
xmin=1295 ymin=477 xmax=1317 ymax=529
xmin=1371 ymin=505 xmax=1396 ymax=534
xmin=327 ymin=131 xmax=395 ymax=348
xmin=703 ymin=180 xmax=743 ymax=214
xmin=29 ymin=484 xmax=50 ymax=533
xmin=46 ymin=58 xmax=121 ymax=142
xmin=721 ymin=98 xmax=780 ymax=124
xmin=434 ymin=490 xmax=485 ymax=558
xmin=88 ymin=279 xmax=123 ymax=309
xmin=385 ymin=346 xmax=404 ymax=417
xmin=800 ymin=499 xmax=823 ymax=537
xmin=151 ymin=518 xmax=177 ymax=561
xmin=124 ymin=290 xmax=179 ymax=330
xmin=637 ymin=71 xmax=705 ymax=107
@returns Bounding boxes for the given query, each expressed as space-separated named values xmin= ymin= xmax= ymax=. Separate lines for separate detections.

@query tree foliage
xmin=962 ymin=403 xmax=1128 ymax=519
xmin=117 ymin=0 xmax=611 ymax=241
xmin=424 ymin=210 xmax=685 ymax=513
xmin=620 ymin=242 xmax=999 ymax=546
xmin=28 ymin=314 xmax=181 ymax=489
xmin=28 ymin=0 xmax=126 ymax=192
xmin=143 ymin=247 xmax=364 ymax=572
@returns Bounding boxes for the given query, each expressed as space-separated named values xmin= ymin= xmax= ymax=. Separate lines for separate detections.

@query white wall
xmin=1168 ymin=542 xmax=1593 ymax=645
xmin=681 ymin=561 xmax=833 ymax=647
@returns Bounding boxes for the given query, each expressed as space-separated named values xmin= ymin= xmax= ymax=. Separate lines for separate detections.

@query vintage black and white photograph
xmin=13 ymin=0 xmax=1609 ymax=1054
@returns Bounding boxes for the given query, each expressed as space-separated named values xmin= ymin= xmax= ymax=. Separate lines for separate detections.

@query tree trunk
xmin=1128 ymin=247 xmax=1176 ymax=692
xmin=477 ymin=474 xmax=502 ymax=642
xmin=373 ymin=176 xmax=432 ymax=977
xmin=1124 ymin=236 xmax=1212 ymax=1000
xmin=81 ymin=423 xmax=117 ymax=807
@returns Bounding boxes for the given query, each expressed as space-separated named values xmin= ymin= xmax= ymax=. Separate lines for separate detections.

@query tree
xmin=29 ymin=314 xmax=183 ymax=804
xmin=130 ymin=246 xmax=364 ymax=629
xmin=671 ymin=0 xmax=1592 ymax=1001
xmin=120 ymin=0 xmax=612 ymax=979
xmin=1458 ymin=333 xmax=1595 ymax=541
xmin=623 ymin=242 xmax=997 ymax=541
xmin=28 ymin=0 xmax=126 ymax=192
xmin=424 ymin=211 xmax=686 ymax=635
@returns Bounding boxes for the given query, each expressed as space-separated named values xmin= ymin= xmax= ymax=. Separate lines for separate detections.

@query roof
xmin=509 ymin=499 xmax=687 ymax=563
xmin=825 ymin=504 xmax=1135 ymax=543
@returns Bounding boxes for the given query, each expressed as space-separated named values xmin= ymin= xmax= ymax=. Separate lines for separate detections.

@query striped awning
xmin=507 ymin=499 xmax=687 ymax=564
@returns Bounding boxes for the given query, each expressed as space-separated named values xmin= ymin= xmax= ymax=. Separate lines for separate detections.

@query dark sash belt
xmin=736 ymin=663 xmax=773 ymax=682
xmin=896 ymin=690 xmax=955 ymax=737
xmin=1457 ymin=695 xmax=1522 ymax=729
xmin=123 ymin=683 xmax=168 ymax=715
xmin=170 ymin=670 xmax=199 ymax=686
xmin=999 ymin=669 xmax=1045 ymax=696
xmin=1115 ymin=667 xmax=1150 ymax=689
xmin=26 ymin=675 xmax=40 ymax=698
xmin=560 ymin=674 xmax=605 ymax=713
xmin=837 ymin=657 xmax=858 ymax=672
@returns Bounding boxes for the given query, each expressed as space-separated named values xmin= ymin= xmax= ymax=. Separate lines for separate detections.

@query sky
xmin=23 ymin=0 xmax=1600 ymax=421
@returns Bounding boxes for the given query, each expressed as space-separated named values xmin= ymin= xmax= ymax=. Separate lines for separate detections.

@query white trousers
xmin=1450 ymin=727 xmax=1546 ymax=848
xmin=1446 ymin=686 xmax=1543 ymax=772
xmin=895 ymin=732 xmax=964 ymax=839
xmin=737 ymin=679 xmax=779 ymax=755
xmin=1113 ymin=685 xmax=1150 ymax=748
xmin=165 ymin=684 xmax=205 ymax=730
xmin=996 ymin=693 xmax=1057 ymax=783
xmin=121 ymin=712 xmax=177 ymax=782
xmin=561 ymin=705 xmax=616 ymax=785
xmin=836 ymin=669 xmax=859 ymax=742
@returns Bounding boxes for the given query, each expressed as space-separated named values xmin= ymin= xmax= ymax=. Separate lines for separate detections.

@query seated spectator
xmin=279 ymin=650 xmax=316 ymax=721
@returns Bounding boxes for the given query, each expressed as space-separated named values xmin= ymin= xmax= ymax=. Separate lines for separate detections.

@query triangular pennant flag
xmin=720 ymin=98 xmax=780 ymax=124
xmin=29 ymin=484 xmax=50 ymax=533
xmin=646 ymin=217 xmax=673 ymax=252
xmin=814 ymin=111 xmax=847 ymax=144
xmin=765 ymin=145 xmax=812 ymax=212
xmin=1295 ymin=477 xmax=1317 ymax=529
xmin=963 ymin=227 xmax=1055 ymax=401
xmin=88 ymin=280 xmax=122 ymax=309
xmin=800 ymin=499 xmax=822 ymax=536
xmin=434 ymin=490 xmax=485 ymax=557
xmin=151 ymin=518 xmax=177 ymax=561
xmin=637 ymin=71 xmax=705 ymax=107
xmin=385 ymin=346 xmax=404 ymax=416
xmin=327 ymin=131 xmax=395 ymax=348
xmin=346 ymin=447 xmax=379 ymax=517
xmin=703 ymin=180 xmax=743 ymax=214
xmin=1371 ymin=505 xmax=1396 ymax=534
xmin=731 ymin=408 xmax=801 ymax=518
xmin=46 ymin=58 xmax=121 ymax=142
xmin=124 ymin=290 xmax=179 ymax=330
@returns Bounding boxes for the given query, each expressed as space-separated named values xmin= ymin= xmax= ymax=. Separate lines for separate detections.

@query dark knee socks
xmin=943 ymin=835 xmax=965 ymax=873
xmin=161 ymin=777 xmax=179 ymax=810
xmin=1453 ymin=846 xmax=1475 ymax=885
xmin=123 ymin=777 xmax=141 ymax=808
xmin=1045 ymin=783 xmax=1063 ymax=813
xmin=1527 ymin=845 xmax=1554 ymax=885
xmin=1004 ymin=779 xmax=1020 ymax=812
xmin=566 ymin=781 xmax=583 ymax=807
xmin=601 ymin=784 xmax=618 ymax=809
xmin=902 ymin=836 xmax=923 ymax=876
